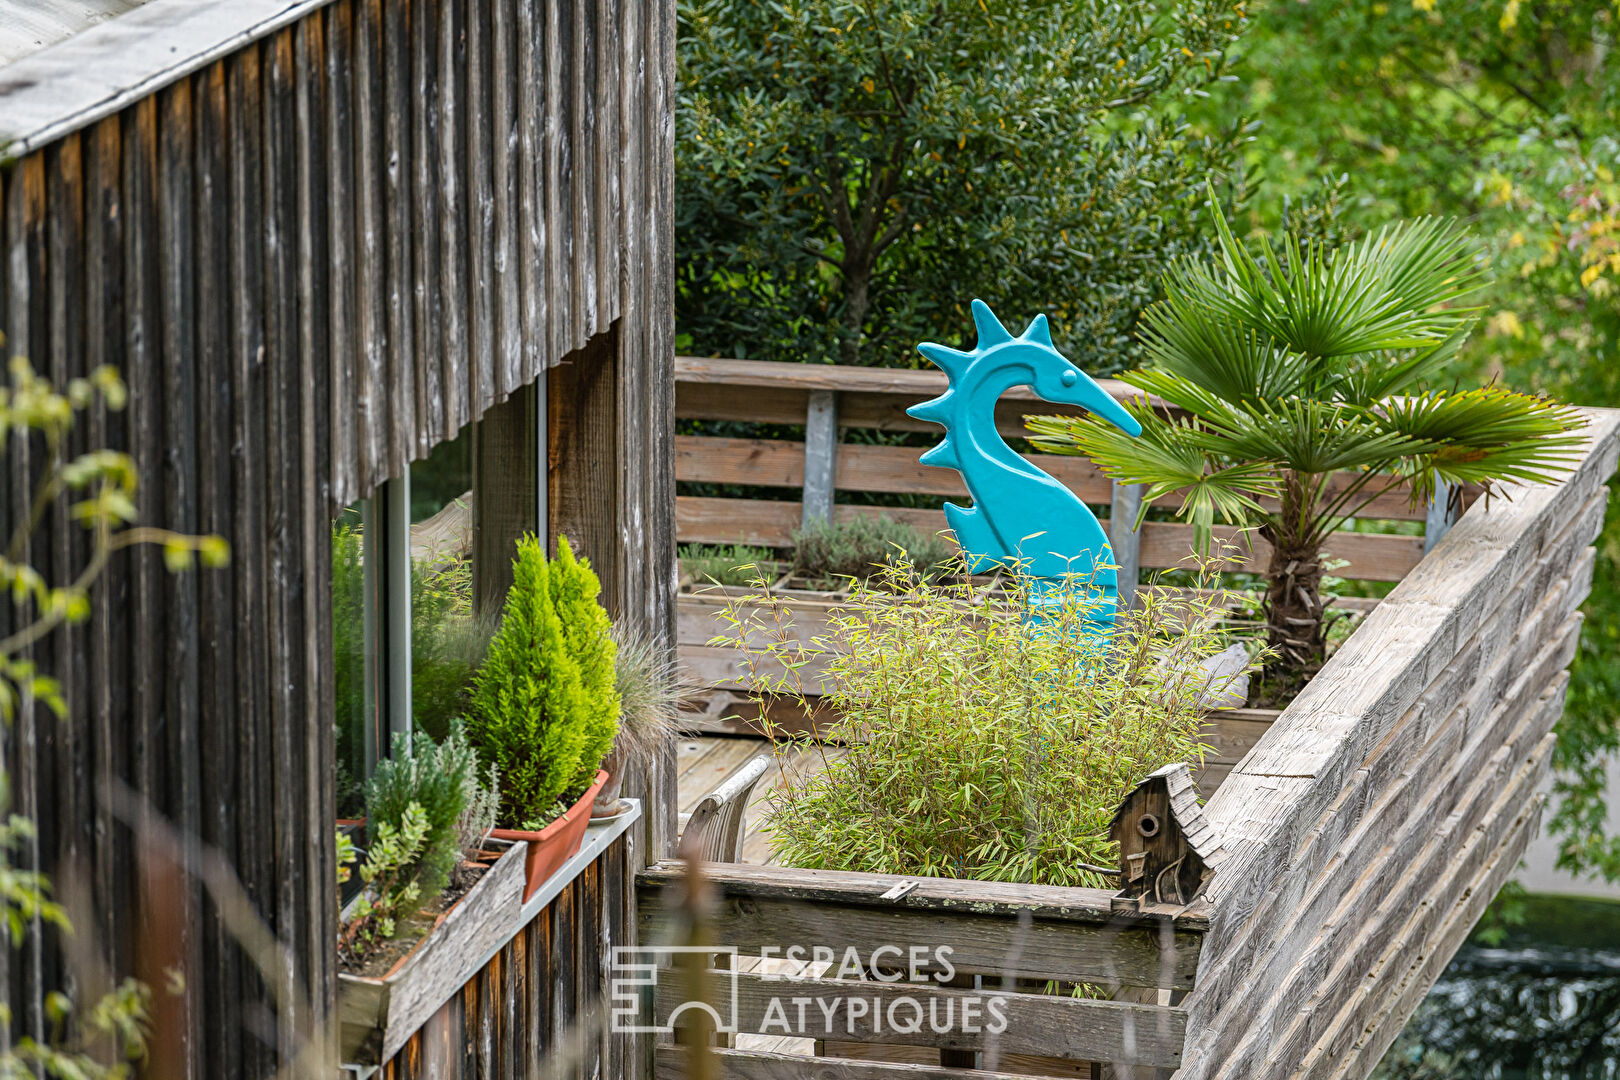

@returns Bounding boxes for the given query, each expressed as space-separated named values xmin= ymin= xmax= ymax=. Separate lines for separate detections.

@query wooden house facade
xmin=0 ymin=0 xmax=675 ymax=1075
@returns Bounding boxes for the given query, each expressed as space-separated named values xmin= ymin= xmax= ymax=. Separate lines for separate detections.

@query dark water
xmin=1374 ymin=896 xmax=1620 ymax=1079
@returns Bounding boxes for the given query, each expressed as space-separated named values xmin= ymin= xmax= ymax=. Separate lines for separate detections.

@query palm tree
xmin=1028 ymin=195 xmax=1586 ymax=692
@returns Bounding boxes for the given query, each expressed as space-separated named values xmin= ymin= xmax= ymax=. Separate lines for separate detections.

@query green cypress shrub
xmin=466 ymin=535 xmax=619 ymax=829
xmin=547 ymin=536 xmax=620 ymax=793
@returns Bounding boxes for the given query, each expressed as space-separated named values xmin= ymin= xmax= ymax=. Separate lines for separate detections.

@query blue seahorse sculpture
xmin=908 ymin=299 xmax=1142 ymax=631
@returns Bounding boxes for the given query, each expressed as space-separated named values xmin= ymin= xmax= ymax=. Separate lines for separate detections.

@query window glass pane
xmin=332 ymin=501 xmax=367 ymax=820
xmin=410 ymin=425 xmax=482 ymax=741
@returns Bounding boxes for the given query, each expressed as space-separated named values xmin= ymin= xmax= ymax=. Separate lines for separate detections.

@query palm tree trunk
xmin=1260 ymin=473 xmax=1328 ymax=695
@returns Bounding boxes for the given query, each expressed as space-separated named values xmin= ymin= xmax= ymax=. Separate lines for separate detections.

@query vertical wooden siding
xmin=0 ymin=0 xmax=675 ymax=1075
xmin=378 ymin=835 xmax=634 ymax=1080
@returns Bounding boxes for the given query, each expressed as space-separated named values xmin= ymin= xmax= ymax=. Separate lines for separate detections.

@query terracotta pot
xmin=489 ymin=770 xmax=609 ymax=902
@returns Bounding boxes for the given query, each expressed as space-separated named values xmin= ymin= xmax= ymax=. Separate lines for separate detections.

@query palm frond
xmin=1376 ymin=389 xmax=1587 ymax=503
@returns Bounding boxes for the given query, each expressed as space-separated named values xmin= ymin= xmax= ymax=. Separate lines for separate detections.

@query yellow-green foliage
xmin=713 ymin=554 xmax=1240 ymax=888
xmin=547 ymin=537 xmax=619 ymax=793
xmin=466 ymin=535 xmax=619 ymax=828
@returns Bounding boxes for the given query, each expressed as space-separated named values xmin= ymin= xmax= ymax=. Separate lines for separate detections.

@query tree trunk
xmin=838 ymin=259 xmax=871 ymax=367
xmin=1259 ymin=473 xmax=1328 ymax=698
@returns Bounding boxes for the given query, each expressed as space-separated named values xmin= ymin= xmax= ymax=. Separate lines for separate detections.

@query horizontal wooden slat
xmin=675 ymin=435 xmax=1436 ymax=521
xmin=675 ymin=355 xmax=1145 ymax=403
xmin=676 ymin=497 xmax=1424 ymax=581
xmin=652 ymin=971 xmax=1186 ymax=1067
xmin=656 ymin=1045 xmax=1081 ymax=1080
xmin=637 ymin=862 xmax=1204 ymax=990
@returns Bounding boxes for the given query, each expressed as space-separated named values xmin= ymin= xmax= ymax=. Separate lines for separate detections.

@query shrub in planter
xmin=465 ymin=535 xmax=620 ymax=896
xmin=790 ymin=515 xmax=953 ymax=589
xmin=365 ymin=728 xmax=483 ymax=901
xmin=1029 ymin=193 xmax=1586 ymax=697
xmin=712 ymin=553 xmax=1245 ymax=888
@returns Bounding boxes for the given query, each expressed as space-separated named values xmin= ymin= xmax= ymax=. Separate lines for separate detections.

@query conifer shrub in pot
xmin=465 ymin=534 xmax=621 ymax=899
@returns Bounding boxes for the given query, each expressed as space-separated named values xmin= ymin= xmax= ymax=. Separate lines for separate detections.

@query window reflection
xmin=409 ymin=425 xmax=487 ymax=742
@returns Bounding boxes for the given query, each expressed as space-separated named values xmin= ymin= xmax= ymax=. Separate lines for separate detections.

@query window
xmin=333 ymin=379 xmax=544 ymax=820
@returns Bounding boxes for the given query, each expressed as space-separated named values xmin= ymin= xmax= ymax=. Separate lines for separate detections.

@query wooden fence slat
xmin=491 ymin=0 xmax=521 ymax=398
xmin=353 ymin=0 xmax=391 ymax=479
xmin=656 ymin=1045 xmax=1086 ymax=1080
xmin=638 ymin=864 xmax=1203 ymax=991
xmin=436 ymin=0 xmax=468 ymax=438
xmin=654 ymin=970 xmax=1187 ymax=1066
xmin=674 ymin=496 xmax=1424 ymax=581
xmin=409 ymin=0 xmax=444 ymax=452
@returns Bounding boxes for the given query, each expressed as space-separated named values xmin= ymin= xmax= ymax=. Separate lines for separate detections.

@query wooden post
xmin=1423 ymin=477 xmax=1456 ymax=556
xmin=801 ymin=388 xmax=838 ymax=530
xmin=1109 ymin=480 xmax=1144 ymax=606
xmin=472 ymin=380 xmax=540 ymax=615
xmin=547 ymin=328 xmax=622 ymax=612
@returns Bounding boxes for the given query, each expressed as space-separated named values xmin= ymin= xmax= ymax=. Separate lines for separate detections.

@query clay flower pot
xmin=489 ymin=770 xmax=609 ymax=902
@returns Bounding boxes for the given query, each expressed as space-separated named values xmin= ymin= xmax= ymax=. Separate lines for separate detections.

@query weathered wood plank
xmin=657 ymin=1045 xmax=1083 ymax=1080
xmin=654 ymin=970 xmax=1187 ymax=1066
xmin=674 ymin=497 xmax=1423 ymax=581
xmin=638 ymin=863 xmax=1204 ymax=990
xmin=1182 ymin=527 xmax=1599 ymax=1069
xmin=322 ymin=0 xmax=359 ymax=503
xmin=381 ymin=0 xmax=418 ymax=461
xmin=352 ymin=0 xmax=391 ymax=480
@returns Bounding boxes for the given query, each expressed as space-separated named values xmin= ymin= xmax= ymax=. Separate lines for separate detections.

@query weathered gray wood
xmin=680 ymin=753 xmax=771 ymax=863
xmin=654 ymin=970 xmax=1186 ymax=1066
xmin=1321 ymin=793 xmax=1545 ymax=1080
xmin=638 ymin=863 xmax=1204 ymax=990
xmin=801 ymin=389 xmax=839 ymax=529
xmin=657 ymin=1045 xmax=1084 ymax=1080
xmin=339 ymin=840 xmax=527 ymax=1065
xmin=1422 ymin=477 xmax=1456 ymax=555
xmin=1108 ymin=481 xmax=1143 ymax=607
xmin=1174 ymin=411 xmax=1620 ymax=1080
xmin=1181 ymin=507 xmax=1602 ymax=1074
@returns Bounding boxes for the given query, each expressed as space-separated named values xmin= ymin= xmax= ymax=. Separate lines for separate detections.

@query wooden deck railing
xmin=648 ymin=405 xmax=1620 ymax=1080
xmin=675 ymin=356 xmax=1472 ymax=588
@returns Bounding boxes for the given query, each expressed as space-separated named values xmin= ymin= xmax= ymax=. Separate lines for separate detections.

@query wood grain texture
xmin=657 ymin=1045 xmax=1086 ymax=1079
xmin=655 ymin=970 xmax=1187 ymax=1067
xmin=1 ymin=2 xmax=675 ymax=1077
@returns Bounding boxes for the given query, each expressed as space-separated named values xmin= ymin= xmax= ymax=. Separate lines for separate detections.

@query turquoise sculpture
xmin=908 ymin=300 xmax=1142 ymax=631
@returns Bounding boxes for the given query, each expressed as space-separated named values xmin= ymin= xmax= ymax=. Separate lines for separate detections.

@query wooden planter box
xmin=338 ymin=838 xmax=527 ymax=1066
xmin=642 ymin=409 xmax=1620 ymax=1080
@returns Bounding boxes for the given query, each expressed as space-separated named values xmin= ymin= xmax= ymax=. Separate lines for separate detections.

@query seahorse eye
xmin=1060 ymin=369 xmax=1078 ymax=387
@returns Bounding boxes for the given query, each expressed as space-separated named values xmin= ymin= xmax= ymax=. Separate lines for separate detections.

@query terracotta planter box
xmin=337 ymin=837 xmax=526 ymax=1065
xmin=490 ymin=769 xmax=609 ymax=902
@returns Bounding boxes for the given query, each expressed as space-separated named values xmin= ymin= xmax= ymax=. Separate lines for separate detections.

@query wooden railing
xmin=638 ymin=863 xmax=1203 ymax=1078
xmin=675 ymin=356 xmax=1469 ymax=588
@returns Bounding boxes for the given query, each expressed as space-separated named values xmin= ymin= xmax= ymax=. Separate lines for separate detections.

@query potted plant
xmin=464 ymin=534 xmax=620 ymax=900
xmin=1029 ymin=192 xmax=1585 ymax=702
xmin=593 ymin=624 xmax=692 ymax=819
xmin=337 ymin=727 xmax=520 ymax=1065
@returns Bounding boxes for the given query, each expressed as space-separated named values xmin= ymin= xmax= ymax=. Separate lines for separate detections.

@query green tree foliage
xmin=1196 ymin=0 xmax=1620 ymax=879
xmin=465 ymin=536 xmax=619 ymax=829
xmin=676 ymin=0 xmax=1253 ymax=372
xmin=1029 ymin=198 xmax=1585 ymax=691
